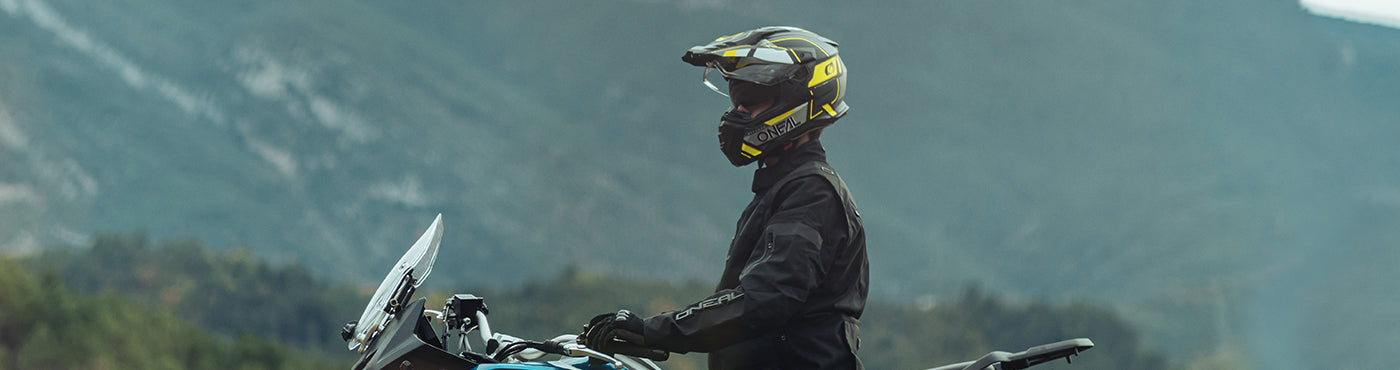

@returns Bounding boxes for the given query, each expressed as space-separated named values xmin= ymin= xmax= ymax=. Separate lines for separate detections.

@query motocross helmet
xmin=683 ymin=26 xmax=849 ymax=167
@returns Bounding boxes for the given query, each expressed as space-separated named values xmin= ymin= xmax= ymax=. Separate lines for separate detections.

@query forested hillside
xmin=0 ymin=257 xmax=343 ymax=370
xmin=11 ymin=235 xmax=1179 ymax=369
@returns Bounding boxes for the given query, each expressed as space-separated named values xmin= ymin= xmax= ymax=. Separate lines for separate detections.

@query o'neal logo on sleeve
xmin=675 ymin=291 xmax=745 ymax=321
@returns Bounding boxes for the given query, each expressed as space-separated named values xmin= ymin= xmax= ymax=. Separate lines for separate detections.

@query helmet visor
xmin=727 ymin=81 xmax=780 ymax=111
xmin=726 ymin=63 xmax=802 ymax=85
xmin=701 ymin=61 xmax=802 ymax=97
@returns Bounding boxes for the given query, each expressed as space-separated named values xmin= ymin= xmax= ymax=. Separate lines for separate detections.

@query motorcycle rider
xmin=584 ymin=26 xmax=868 ymax=369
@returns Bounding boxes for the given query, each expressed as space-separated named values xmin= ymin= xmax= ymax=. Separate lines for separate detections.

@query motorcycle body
xmin=349 ymin=296 xmax=655 ymax=370
xmin=343 ymin=214 xmax=661 ymax=370
xmin=343 ymin=214 xmax=1090 ymax=370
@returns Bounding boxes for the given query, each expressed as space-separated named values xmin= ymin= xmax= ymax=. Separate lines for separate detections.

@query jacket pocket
xmin=739 ymin=231 xmax=776 ymax=277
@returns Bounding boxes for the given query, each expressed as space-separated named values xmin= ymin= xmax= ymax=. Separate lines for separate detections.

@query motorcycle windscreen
xmin=350 ymin=213 xmax=445 ymax=352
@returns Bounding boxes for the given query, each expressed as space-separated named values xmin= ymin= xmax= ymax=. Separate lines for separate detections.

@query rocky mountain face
xmin=2 ymin=0 xmax=1398 ymax=367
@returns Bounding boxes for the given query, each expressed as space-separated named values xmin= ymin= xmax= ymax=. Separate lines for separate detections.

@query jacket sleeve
xmin=641 ymin=175 xmax=844 ymax=353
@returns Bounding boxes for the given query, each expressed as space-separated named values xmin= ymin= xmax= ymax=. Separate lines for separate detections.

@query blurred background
xmin=1 ymin=0 xmax=1397 ymax=368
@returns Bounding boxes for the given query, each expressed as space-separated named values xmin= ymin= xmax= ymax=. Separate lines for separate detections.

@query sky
xmin=1301 ymin=0 xmax=1400 ymax=29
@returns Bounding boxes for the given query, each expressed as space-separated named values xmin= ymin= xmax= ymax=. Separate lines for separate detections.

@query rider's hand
xmin=582 ymin=309 xmax=646 ymax=353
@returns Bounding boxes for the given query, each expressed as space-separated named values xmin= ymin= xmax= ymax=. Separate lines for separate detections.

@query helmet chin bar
xmin=718 ymin=123 xmax=760 ymax=167
xmin=718 ymin=101 xmax=811 ymax=167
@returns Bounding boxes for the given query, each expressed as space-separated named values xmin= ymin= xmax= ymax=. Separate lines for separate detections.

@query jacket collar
xmin=751 ymin=139 xmax=827 ymax=194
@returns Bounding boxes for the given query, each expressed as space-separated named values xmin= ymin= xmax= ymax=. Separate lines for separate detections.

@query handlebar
xmin=491 ymin=337 xmax=628 ymax=368
xmin=604 ymin=341 xmax=670 ymax=362
xmin=489 ymin=333 xmax=666 ymax=369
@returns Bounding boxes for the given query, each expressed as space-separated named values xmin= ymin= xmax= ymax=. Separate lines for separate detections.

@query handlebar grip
xmin=609 ymin=342 xmax=669 ymax=362
xmin=540 ymin=340 xmax=569 ymax=356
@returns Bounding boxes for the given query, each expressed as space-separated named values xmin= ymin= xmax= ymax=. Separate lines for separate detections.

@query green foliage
xmin=20 ymin=235 xmax=1171 ymax=369
xmin=861 ymin=285 xmax=1167 ymax=369
xmin=1183 ymin=345 xmax=1249 ymax=370
xmin=0 ymin=257 xmax=344 ymax=370
xmin=26 ymin=233 xmax=365 ymax=355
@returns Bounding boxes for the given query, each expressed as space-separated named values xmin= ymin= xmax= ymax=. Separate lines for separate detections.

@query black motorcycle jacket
xmin=642 ymin=140 xmax=868 ymax=369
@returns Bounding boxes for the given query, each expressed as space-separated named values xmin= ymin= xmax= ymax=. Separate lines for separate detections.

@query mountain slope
xmin=2 ymin=0 xmax=1399 ymax=367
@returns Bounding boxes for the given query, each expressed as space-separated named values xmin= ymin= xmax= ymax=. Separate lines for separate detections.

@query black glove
xmin=582 ymin=309 xmax=646 ymax=353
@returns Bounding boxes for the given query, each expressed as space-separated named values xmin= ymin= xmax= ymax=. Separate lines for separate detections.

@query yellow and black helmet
xmin=683 ymin=26 xmax=849 ymax=167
